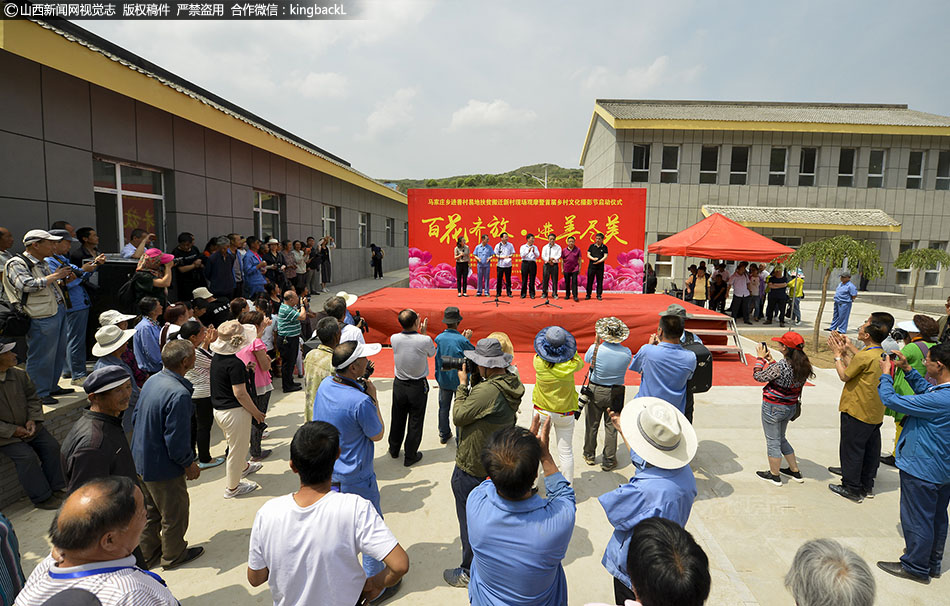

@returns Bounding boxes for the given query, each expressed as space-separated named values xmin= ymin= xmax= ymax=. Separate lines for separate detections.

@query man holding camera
xmin=628 ymin=313 xmax=696 ymax=416
xmin=443 ymin=338 xmax=524 ymax=589
xmin=275 ymin=290 xmax=307 ymax=393
xmin=389 ymin=310 xmax=436 ymax=467
xmin=583 ymin=317 xmax=632 ymax=472
xmin=434 ymin=307 xmax=474 ymax=445
xmin=311 ymin=340 xmax=391 ymax=584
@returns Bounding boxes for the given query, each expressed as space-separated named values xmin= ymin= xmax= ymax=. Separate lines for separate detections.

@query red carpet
xmin=366 ymin=348 xmax=765 ymax=387
xmin=356 ymin=288 xmax=729 ymax=352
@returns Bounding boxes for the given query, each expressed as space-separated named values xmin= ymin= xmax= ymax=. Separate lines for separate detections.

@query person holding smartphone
xmin=582 ymin=317 xmax=632 ymax=472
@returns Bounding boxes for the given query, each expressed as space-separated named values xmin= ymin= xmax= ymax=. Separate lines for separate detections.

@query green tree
xmin=894 ymin=247 xmax=950 ymax=311
xmin=425 ymin=179 xmax=438 ymax=188
xmin=783 ymin=236 xmax=884 ymax=352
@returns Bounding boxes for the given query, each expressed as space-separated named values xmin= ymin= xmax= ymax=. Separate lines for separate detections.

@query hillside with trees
xmin=384 ymin=164 xmax=583 ymax=193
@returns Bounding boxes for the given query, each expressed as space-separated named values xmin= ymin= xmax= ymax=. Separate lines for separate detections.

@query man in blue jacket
xmin=877 ymin=342 xmax=950 ymax=584
xmin=433 ymin=306 xmax=474 ymax=444
xmin=131 ymin=339 xmax=204 ymax=570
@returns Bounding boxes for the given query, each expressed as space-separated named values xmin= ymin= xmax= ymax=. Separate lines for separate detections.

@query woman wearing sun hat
xmin=210 ymin=320 xmax=266 ymax=499
xmin=533 ymin=326 xmax=585 ymax=482
xmin=583 ymin=317 xmax=633 ymax=472
xmin=753 ymin=332 xmax=814 ymax=486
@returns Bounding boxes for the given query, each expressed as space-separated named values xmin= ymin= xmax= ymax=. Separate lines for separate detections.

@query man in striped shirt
xmin=15 ymin=476 xmax=179 ymax=606
xmin=275 ymin=290 xmax=307 ymax=393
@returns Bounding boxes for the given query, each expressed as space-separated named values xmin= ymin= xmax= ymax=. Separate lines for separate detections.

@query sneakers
xmin=583 ymin=454 xmax=597 ymax=466
xmin=601 ymin=459 xmax=617 ymax=472
xmin=440 ymin=433 xmax=453 ymax=445
xmin=224 ymin=480 xmax=259 ymax=498
xmin=163 ymin=546 xmax=204 ymax=570
xmin=250 ymin=449 xmax=272 ymax=462
xmin=197 ymin=456 xmax=225 ymax=470
xmin=242 ymin=461 xmax=263 ymax=477
xmin=863 ymin=489 xmax=875 ymax=499
xmin=877 ymin=561 xmax=931 ymax=584
xmin=756 ymin=470 xmax=782 ymax=486
xmin=828 ymin=483 xmax=863 ymax=503
xmin=70 ymin=376 xmax=87 ymax=386
xmin=779 ymin=468 xmax=804 ymax=483
xmin=443 ymin=567 xmax=470 ymax=588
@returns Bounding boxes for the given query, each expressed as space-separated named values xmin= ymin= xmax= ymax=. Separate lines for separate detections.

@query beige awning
xmin=701 ymin=205 xmax=901 ymax=232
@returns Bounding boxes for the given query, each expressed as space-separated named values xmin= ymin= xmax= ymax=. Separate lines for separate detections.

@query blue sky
xmin=81 ymin=0 xmax=950 ymax=179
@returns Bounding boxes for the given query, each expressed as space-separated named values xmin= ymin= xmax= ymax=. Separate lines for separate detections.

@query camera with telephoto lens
xmin=441 ymin=356 xmax=481 ymax=387
xmin=577 ymin=385 xmax=593 ymax=409
xmin=891 ymin=328 xmax=908 ymax=343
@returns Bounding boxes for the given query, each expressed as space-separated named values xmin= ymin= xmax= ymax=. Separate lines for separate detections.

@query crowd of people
xmin=1 ymin=221 xmax=949 ymax=606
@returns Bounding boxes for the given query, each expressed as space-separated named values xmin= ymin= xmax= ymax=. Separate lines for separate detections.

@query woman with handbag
xmin=532 ymin=326 xmax=584 ymax=482
xmin=753 ymin=332 xmax=814 ymax=486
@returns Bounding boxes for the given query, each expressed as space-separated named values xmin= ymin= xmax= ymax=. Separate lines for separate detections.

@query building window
xmin=699 ymin=146 xmax=718 ymax=184
xmin=867 ymin=149 xmax=886 ymax=188
xmin=385 ymin=218 xmax=395 ymax=247
xmin=907 ymin=151 xmax=924 ymax=189
xmin=799 ymin=147 xmax=817 ymax=186
xmin=896 ymin=240 xmax=915 ymax=285
xmin=837 ymin=148 xmax=856 ymax=187
xmin=925 ymin=241 xmax=947 ymax=286
xmin=404 ymin=221 xmax=409 ymax=247
xmin=358 ymin=212 xmax=370 ymax=248
xmin=93 ymin=158 xmax=165 ymax=252
xmin=772 ymin=236 xmax=802 ymax=248
xmin=660 ymin=146 xmax=679 ymax=183
xmin=937 ymin=151 xmax=950 ymax=191
xmin=322 ymin=205 xmax=339 ymax=240
xmin=631 ymin=144 xmax=650 ymax=182
xmin=729 ymin=146 xmax=749 ymax=185
xmin=769 ymin=148 xmax=787 ymax=185
xmin=654 ymin=234 xmax=673 ymax=278
xmin=253 ymin=191 xmax=281 ymax=240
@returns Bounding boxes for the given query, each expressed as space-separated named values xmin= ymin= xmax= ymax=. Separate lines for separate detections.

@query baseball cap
xmin=144 ymin=248 xmax=174 ymax=264
xmin=771 ymin=332 xmax=805 ymax=349
xmin=48 ymin=229 xmax=78 ymax=243
xmin=23 ymin=229 xmax=62 ymax=245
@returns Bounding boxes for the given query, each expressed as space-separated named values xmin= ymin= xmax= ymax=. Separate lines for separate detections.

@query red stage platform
xmin=356 ymin=288 xmax=728 ymax=353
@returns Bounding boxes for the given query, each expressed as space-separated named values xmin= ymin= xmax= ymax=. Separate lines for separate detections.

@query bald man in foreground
xmin=14 ymin=476 xmax=179 ymax=606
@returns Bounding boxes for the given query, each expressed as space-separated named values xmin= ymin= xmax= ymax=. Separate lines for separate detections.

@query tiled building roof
xmin=702 ymin=205 xmax=901 ymax=231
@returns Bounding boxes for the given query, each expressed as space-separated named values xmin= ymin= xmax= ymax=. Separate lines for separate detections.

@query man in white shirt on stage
xmin=519 ymin=234 xmax=540 ymax=299
xmin=494 ymin=233 xmax=515 ymax=298
xmin=540 ymin=234 xmax=562 ymax=299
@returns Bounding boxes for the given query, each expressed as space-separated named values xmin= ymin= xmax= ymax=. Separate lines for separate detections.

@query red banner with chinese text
xmin=408 ymin=188 xmax=647 ymax=292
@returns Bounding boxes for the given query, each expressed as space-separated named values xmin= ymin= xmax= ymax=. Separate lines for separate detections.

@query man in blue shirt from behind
xmin=598 ymin=396 xmax=698 ymax=603
xmin=583 ymin=317 xmax=633 ymax=472
xmin=434 ymin=306 xmax=475 ymax=444
xmin=131 ymin=339 xmax=204 ymax=570
xmin=311 ymin=340 xmax=394 ymax=586
xmin=467 ymin=414 xmax=575 ymax=606
xmin=629 ymin=313 xmax=696 ymax=414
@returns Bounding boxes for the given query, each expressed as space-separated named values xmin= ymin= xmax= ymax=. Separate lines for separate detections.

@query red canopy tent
xmin=648 ymin=213 xmax=795 ymax=261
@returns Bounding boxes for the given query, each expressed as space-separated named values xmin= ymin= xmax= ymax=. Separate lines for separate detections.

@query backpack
xmin=682 ymin=332 xmax=713 ymax=394
xmin=116 ymin=276 xmax=138 ymax=314
xmin=0 ymin=255 xmax=34 ymax=337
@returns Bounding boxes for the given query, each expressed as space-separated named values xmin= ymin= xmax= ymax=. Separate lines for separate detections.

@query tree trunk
xmin=911 ymin=269 xmax=919 ymax=312
xmin=813 ymin=267 xmax=833 ymax=352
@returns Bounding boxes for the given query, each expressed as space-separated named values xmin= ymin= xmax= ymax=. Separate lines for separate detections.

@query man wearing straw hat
xmin=598 ymin=396 xmax=698 ymax=604
xmin=583 ymin=318 xmax=633 ymax=472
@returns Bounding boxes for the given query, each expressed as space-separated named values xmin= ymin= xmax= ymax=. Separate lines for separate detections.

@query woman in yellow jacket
xmin=533 ymin=326 xmax=585 ymax=482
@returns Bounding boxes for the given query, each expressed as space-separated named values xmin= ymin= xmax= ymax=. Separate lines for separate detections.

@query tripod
xmin=533 ymin=297 xmax=562 ymax=310
xmin=482 ymin=295 xmax=511 ymax=308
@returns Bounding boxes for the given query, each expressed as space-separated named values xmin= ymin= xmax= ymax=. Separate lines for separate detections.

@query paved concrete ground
xmin=5 ymin=281 xmax=946 ymax=605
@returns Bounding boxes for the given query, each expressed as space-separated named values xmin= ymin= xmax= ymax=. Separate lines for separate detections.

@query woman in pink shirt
xmin=237 ymin=310 xmax=273 ymax=461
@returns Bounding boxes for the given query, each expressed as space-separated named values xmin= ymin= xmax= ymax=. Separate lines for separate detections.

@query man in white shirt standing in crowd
xmin=389 ymin=310 xmax=436 ymax=467
xmin=15 ymin=476 xmax=180 ymax=606
xmin=248 ymin=421 xmax=409 ymax=606
xmin=728 ymin=261 xmax=753 ymax=325
xmin=540 ymin=233 xmax=562 ymax=300
xmin=493 ymin=233 xmax=515 ymax=298
xmin=324 ymin=296 xmax=365 ymax=345
xmin=519 ymin=234 xmax=540 ymax=299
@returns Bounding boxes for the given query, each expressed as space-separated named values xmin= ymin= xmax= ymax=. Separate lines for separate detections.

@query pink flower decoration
xmin=432 ymin=269 xmax=456 ymax=288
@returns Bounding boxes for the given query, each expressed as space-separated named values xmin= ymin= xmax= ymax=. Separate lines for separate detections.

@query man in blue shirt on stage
xmin=599 ymin=396 xmax=698 ymax=604
xmin=434 ymin=307 xmax=475 ymax=444
xmin=473 ymin=235 xmax=494 ymax=297
xmin=628 ymin=313 xmax=696 ymax=414
xmin=466 ymin=415 xmax=575 ymax=606
xmin=311 ymin=340 xmax=394 ymax=585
